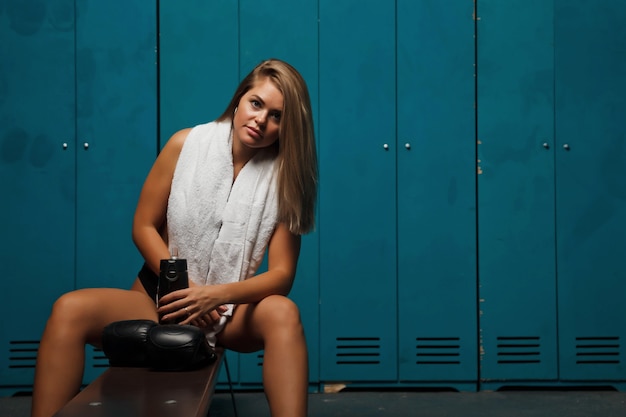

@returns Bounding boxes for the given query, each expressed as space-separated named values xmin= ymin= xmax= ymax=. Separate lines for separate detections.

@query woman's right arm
xmin=132 ymin=128 xmax=191 ymax=275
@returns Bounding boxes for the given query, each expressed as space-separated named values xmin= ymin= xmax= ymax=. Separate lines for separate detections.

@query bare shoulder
xmin=157 ymin=128 xmax=192 ymax=163
xmin=163 ymin=128 xmax=193 ymax=153
xmin=146 ymin=128 xmax=194 ymax=179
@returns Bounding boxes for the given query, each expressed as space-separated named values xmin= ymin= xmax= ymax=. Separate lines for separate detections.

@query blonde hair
xmin=217 ymin=59 xmax=318 ymax=234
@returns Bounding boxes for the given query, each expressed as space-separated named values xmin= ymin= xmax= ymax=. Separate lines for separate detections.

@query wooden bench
xmin=53 ymin=348 xmax=234 ymax=417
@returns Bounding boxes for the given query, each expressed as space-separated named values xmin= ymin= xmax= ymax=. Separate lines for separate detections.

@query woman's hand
xmin=157 ymin=283 xmax=228 ymax=327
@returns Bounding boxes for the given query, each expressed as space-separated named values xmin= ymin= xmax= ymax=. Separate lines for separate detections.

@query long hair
xmin=217 ymin=59 xmax=318 ymax=235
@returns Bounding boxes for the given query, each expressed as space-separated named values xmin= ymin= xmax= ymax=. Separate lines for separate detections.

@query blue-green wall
xmin=1 ymin=0 xmax=626 ymax=394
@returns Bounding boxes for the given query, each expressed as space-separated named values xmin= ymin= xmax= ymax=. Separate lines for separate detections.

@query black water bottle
xmin=157 ymin=256 xmax=189 ymax=323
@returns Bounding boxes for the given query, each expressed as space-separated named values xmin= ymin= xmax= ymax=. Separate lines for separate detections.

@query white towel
xmin=166 ymin=120 xmax=279 ymax=345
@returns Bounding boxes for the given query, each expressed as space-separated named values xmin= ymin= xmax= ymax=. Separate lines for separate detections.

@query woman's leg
xmin=217 ymin=295 xmax=309 ymax=417
xmin=31 ymin=281 xmax=158 ymax=417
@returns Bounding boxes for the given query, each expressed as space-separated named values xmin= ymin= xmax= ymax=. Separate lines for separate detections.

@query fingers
xmin=159 ymin=304 xmax=190 ymax=325
xmin=192 ymin=311 xmax=220 ymax=328
xmin=162 ymin=305 xmax=225 ymax=327
xmin=192 ymin=315 xmax=209 ymax=328
xmin=157 ymin=282 xmax=229 ymax=325
xmin=157 ymin=288 xmax=189 ymax=306
xmin=158 ymin=295 xmax=192 ymax=323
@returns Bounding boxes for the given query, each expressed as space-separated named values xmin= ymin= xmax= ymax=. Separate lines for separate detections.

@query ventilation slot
xmin=416 ymin=337 xmax=461 ymax=365
xmin=575 ymin=336 xmax=620 ymax=365
xmin=496 ymin=336 xmax=541 ymax=364
xmin=8 ymin=341 xmax=39 ymax=369
xmin=91 ymin=347 xmax=110 ymax=368
xmin=255 ymin=353 xmax=264 ymax=367
xmin=336 ymin=337 xmax=381 ymax=365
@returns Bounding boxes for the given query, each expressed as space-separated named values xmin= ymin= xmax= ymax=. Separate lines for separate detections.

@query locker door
xmin=397 ymin=0 xmax=478 ymax=388
xmin=477 ymin=0 xmax=557 ymax=385
xmin=74 ymin=0 xmax=157 ymax=382
xmin=554 ymin=0 xmax=626 ymax=383
xmin=75 ymin=0 xmax=157 ymax=290
xmin=319 ymin=0 xmax=397 ymax=382
xmin=237 ymin=0 xmax=320 ymax=386
xmin=0 ymin=0 xmax=76 ymax=390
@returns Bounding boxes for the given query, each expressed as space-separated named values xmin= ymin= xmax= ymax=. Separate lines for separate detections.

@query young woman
xmin=31 ymin=59 xmax=318 ymax=417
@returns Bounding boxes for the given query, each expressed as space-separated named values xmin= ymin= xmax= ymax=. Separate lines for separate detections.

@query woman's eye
xmin=251 ymin=100 xmax=261 ymax=108
xmin=270 ymin=112 xmax=281 ymax=122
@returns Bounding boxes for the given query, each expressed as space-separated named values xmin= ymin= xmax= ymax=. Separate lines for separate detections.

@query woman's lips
xmin=246 ymin=125 xmax=263 ymax=139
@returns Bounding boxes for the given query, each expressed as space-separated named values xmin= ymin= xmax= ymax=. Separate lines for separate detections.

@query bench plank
xmin=54 ymin=350 xmax=223 ymax=417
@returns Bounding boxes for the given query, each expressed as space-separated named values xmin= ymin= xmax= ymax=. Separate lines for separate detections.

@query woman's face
xmin=232 ymin=77 xmax=283 ymax=151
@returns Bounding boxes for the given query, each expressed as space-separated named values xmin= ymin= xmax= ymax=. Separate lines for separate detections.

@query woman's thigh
xmin=52 ymin=281 xmax=158 ymax=346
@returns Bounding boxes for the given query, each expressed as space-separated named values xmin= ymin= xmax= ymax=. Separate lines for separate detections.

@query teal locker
xmin=477 ymin=0 xmax=558 ymax=385
xmin=396 ymin=0 xmax=477 ymax=388
xmin=0 ymin=0 xmax=158 ymax=391
xmin=319 ymin=0 xmax=397 ymax=382
xmin=554 ymin=0 xmax=626 ymax=383
xmin=0 ymin=0 xmax=76 ymax=393
xmin=478 ymin=0 xmax=626 ymax=390
xmin=158 ymin=0 xmax=320 ymax=388
xmin=75 ymin=1 xmax=156 ymax=291
xmin=74 ymin=0 xmax=157 ymax=382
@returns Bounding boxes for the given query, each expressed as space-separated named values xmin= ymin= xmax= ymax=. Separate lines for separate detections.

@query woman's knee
xmin=42 ymin=290 xmax=105 ymax=345
xmin=219 ymin=296 xmax=305 ymax=351
xmin=49 ymin=290 xmax=95 ymax=325
xmin=256 ymin=295 xmax=304 ymax=330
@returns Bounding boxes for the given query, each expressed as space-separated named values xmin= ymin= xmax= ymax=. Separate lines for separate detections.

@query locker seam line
xmin=394 ymin=0 xmax=399 ymax=382
xmin=316 ymin=0 xmax=322 ymax=388
xmin=552 ymin=1 xmax=560 ymax=382
xmin=73 ymin=0 xmax=78 ymax=290
xmin=156 ymin=0 xmax=161 ymax=155
xmin=473 ymin=0 xmax=481 ymax=390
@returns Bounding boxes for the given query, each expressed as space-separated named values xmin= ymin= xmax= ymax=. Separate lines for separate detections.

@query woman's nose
xmin=255 ymin=111 xmax=267 ymax=125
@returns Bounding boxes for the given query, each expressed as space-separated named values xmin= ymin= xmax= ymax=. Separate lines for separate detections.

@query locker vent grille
xmin=8 ymin=341 xmax=39 ymax=369
xmin=575 ymin=336 xmax=620 ymax=365
xmin=415 ymin=337 xmax=461 ymax=365
xmin=496 ymin=336 xmax=541 ymax=364
xmin=91 ymin=347 xmax=110 ymax=368
xmin=7 ymin=343 xmax=111 ymax=369
xmin=335 ymin=337 xmax=381 ymax=365
xmin=255 ymin=353 xmax=264 ymax=367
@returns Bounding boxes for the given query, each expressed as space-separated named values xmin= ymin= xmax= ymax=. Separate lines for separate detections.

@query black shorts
xmin=138 ymin=263 xmax=158 ymax=304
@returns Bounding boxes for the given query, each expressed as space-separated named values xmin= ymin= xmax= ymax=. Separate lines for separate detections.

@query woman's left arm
xmin=217 ymin=222 xmax=301 ymax=302
xmin=158 ymin=222 xmax=301 ymax=324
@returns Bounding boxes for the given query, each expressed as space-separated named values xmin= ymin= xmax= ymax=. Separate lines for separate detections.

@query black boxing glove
xmin=145 ymin=324 xmax=216 ymax=371
xmin=101 ymin=319 xmax=158 ymax=367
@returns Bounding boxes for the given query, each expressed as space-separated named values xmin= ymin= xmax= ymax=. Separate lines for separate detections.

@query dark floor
xmin=3 ymin=390 xmax=626 ymax=417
